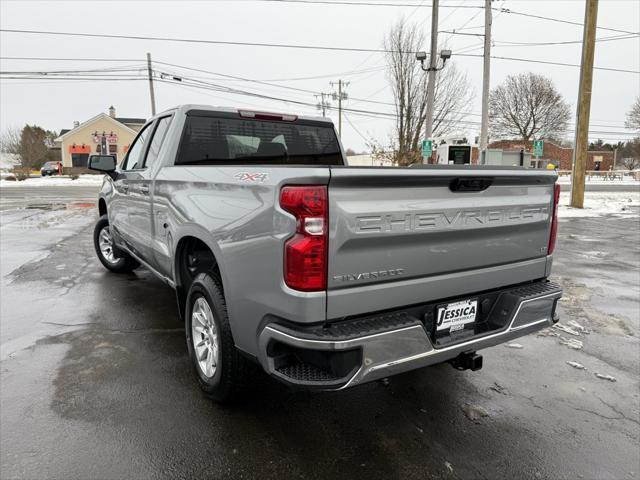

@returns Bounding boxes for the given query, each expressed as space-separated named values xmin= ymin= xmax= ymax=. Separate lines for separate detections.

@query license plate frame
xmin=435 ymin=298 xmax=478 ymax=335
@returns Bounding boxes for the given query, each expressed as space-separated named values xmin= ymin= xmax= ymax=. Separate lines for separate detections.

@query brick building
xmin=487 ymin=139 xmax=614 ymax=170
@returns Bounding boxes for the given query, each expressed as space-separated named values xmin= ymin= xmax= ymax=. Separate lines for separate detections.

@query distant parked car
xmin=40 ymin=161 xmax=61 ymax=176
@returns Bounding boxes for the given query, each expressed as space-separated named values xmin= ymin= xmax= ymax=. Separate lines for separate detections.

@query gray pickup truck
xmin=89 ymin=105 xmax=562 ymax=402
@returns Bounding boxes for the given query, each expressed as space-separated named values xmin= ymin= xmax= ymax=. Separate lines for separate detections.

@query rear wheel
xmin=185 ymin=272 xmax=252 ymax=403
xmin=93 ymin=214 xmax=139 ymax=273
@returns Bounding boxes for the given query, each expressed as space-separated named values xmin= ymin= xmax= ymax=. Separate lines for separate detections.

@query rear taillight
xmin=548 ymin=183 xmax=561 ymax=255
xmin=280 ymin=185 xmax=328 ymax=291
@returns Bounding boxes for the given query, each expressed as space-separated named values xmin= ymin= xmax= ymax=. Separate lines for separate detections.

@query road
xmin=0 ymin=184 xmax=639 ymax=480
xmin=0 ymin=185 xmax=99 ymax=210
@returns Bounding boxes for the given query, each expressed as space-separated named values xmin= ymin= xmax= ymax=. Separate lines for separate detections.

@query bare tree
xmin=625 ymin=96 xmax=640 ymax=132
xmin=489 ymin=72 xmax=571 ymax=145
xmin=382 ymin=21 xmax=474 ymax=165
xmin=0 ymin=126 xmax=21 ymax=154
xmin=619 ymin=137 xmax=640 ymax=170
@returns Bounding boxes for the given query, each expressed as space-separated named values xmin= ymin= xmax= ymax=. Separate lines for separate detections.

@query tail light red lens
xmin=548 ymin=183 xmax=561 ymax=255
xmin=280 ymin=186 xmax=328 ymax=291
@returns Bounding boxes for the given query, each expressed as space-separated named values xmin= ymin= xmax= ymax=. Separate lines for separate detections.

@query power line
xmin=0 ymin=76 xmax=148 ymax=81
xmin=0 ymin=56 xmax=145 ymax=62
xmin=456 ymin=53 xmax=639 ymax=74
xmin=155 ymin=60 xmax=395 ymax=106
xmin=0 ymin=55 xmax=387 ymax=82
xmin=0 ymin=66 xmax=146 ymax=75
xmin=3 ymin=28 xmax=637 ymax=74
xmin=494 ymin=7 xmax=639 ymax=36
xmin=235 ymin=0 xmax=639 ymax=35
xmin=156 ymin=74 xmax=638 ymax=134
xmin=261 ymin=65 xmax=386 ymax=81
xmin=3 ymin=71 xmax=635 ymax=140
xmin=236 ymin=0 xmax=479 ymax=8
xmin=439 ymin=30 xmax=483 ymax=37
xmin=494 ymin=33 xmax=640 ymax=47
xmin=154 ymin=60 xmax=319 ymax=94
xmin=0 ymin=28 xmax=393 ymax=54
xmin=3 ymin=66 xmax=636 ymax=134
xmin=440 ymin=31 xmax=640 ymax=46
xmin=343 ymin=113 xmax=371 ymax=144
xmin=440 ymin=3 xmax=484 ymax=46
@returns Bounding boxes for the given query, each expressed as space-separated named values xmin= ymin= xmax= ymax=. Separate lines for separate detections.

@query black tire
xmin=185 ymin=272 xmax=252 ymax=403
xmin=93 ymin=214 xmax=140 ymax=273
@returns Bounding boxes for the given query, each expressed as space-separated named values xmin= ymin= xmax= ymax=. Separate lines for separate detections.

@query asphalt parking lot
xmin=1 ymin=185 xmax=639 ymax=480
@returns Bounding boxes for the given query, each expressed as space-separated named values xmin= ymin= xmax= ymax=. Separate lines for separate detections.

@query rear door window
xmin=144 ymin=116 xmax=173 ymax=168
xmin=175 ymin=114 xmax=342 ymax=166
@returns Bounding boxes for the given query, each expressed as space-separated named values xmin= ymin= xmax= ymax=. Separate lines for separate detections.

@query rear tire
xmin=185 ymin=272 xmax=252 ymax=403
xmin=93 ymin=214 xmax=139 ymax=273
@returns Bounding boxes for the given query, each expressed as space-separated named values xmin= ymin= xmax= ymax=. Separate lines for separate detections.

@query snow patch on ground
xmin=558 ymin=191 xmax=640 ymax=218
xmin=0 ymin=207 xmax=95 ymax=281
xmin=0 ymin=174 xmax=104 ymax=187
xmin=557 ymin=176 xmax=639 ymax=186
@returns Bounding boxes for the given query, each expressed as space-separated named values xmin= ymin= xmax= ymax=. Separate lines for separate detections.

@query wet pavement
xmin=0 ymin=186 xmax=639 ymax=480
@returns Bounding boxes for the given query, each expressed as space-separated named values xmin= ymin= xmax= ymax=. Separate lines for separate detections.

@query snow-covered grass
xmin=0 ymin=174 xmax=104 ymax=187
xmin=558 ymin=191 xmax=640 ymax=218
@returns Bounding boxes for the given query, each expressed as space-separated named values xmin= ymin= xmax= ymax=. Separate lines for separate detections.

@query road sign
xmin=422 ymin=139 xmax=433 ymax=157
xmin=533 ymin=140 xmax=544 ymax=157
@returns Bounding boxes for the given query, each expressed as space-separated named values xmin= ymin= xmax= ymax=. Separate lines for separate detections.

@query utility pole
xmin=315 ymin=92 xmax=331 ymax=117
xmin=571 ymin=0 xmax=598 ymax=208
xmin=479 ymin=0 xmax=492 ymax=161
xmin=424 ymin=0 xmax=439 ymax=162
xmin=146 ymin=52 xmax=156 ymax=116
xmin=330 ymin=80 xmax=349 ymax=138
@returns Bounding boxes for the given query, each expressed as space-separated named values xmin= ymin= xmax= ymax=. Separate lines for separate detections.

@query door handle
xmin=121 ymin=184 xmax=129 ymax=193
xmin=140 ymin=184 xmax=150 ymax=194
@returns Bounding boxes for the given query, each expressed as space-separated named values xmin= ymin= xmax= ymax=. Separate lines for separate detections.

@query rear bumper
xmin=257 ymin=280 xmax=562 ymax=389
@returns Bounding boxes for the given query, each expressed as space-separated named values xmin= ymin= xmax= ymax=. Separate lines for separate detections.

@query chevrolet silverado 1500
xmin=89 ymin=105 xmax=562 ymax=402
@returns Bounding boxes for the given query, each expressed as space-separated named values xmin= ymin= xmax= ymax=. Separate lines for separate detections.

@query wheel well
xmin=175 ymin=236 xmax=221 ymax=320
xmin=98 ymin=198 xmax=107 ymax=217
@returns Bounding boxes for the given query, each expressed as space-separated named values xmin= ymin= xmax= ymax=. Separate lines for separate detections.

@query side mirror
xmin=88 ymin=155 xmax=116 ymax=173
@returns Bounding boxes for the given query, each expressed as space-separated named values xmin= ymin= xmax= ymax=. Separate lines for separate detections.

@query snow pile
xmin=557 ymin=175 xmax=639 ymax=185
xmin=558 ymin=191 xmax=639 ymax=218
xmin=0 ymin=174 xmax=104 ymax=187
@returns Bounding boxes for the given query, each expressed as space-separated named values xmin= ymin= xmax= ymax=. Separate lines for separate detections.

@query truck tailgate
xmin=326 ymin=167 xmax=557 ymax=319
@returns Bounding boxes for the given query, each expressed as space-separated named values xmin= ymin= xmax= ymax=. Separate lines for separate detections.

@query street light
xmin=416 ymin=49 xmax=452 ymax=72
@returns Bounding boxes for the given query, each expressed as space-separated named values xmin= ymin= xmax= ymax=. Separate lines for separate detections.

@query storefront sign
xmin=92 ymin=132 xmax=118 ymax=143
xmin=69 ymin=144 xmax=91 ymax=154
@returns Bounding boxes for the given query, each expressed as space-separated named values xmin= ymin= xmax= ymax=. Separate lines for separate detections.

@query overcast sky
xmin=1 ymin=0 xmax=639 ymax=152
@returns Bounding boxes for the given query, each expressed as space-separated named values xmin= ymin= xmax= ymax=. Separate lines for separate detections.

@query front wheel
xmin=185 ymin=272 xmax=253 ymax=403
xmin=93 ymin=214 xmax=139 ymax=273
